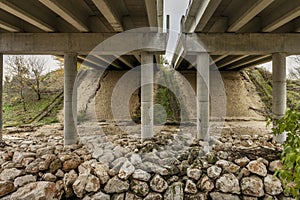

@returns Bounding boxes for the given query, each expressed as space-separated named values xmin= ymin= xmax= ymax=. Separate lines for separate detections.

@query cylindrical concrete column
xmin=64 ymin=53 xmax=78 ymax=145
xmin=0 ymin=54 xmax=3 ymax=142
xmin=272 ymin=53 xmax=287 ymax=143
xmin=197 ymin=53 xmax=210 ymax=140
xmin=141 ymin=52 xmax=154 ymax=140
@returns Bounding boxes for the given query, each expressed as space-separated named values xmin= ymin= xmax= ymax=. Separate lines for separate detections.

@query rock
xmin=241 ymin=176 xmax=264 ymax=197
xmin=92 ymin=148 xmax=103 ymax=159
xmin=118 ymin=160 xmax=135 ymax=180
xmin=98 ymin=152 xmax=115 ymax=163
xmin=49 ymin=159 xmax=62 ymax=174
xmin=187 ymin=167 xmax=202 ymax=180
xmin=150 ymin=174 xmax=168 ymax=193
xmin=25 ymin=159 xmax=41 ymax=174
xmin=264 ymin=174 xmax=283 ymax=195
xmin=210 ymin=192 xmax=240 ymax=200
xmin=104 ymin=176 xmax=129 ymax=194
xmin=130 ymin=180 xmax=149 ymax=197
xmin=109 ymin=161 xmax=124 ymax=177
xmin=14 ymin=175 xmax=36 ymax=187
xmin=125 ymin=192 xmax=143 ymax=200
xmin=185 ymin=193 xmax=206 ymax=200
xmin=78 ymin=160 xmax=95 ymax=174
xmin=92 ymin=163 xmax=110 ymax=184
xmin=112 ymin=157 xmax=128 ymax=166
xmin=207 ymin=165 xmax=222 ymax=179
xmin=269 ymin=160 xmax=283 ymax=172
xmin=63 ymin=170 xmax=78 ymax=198
xmin=42 ymin=173 xmax=57 ymax=182
xmin=0 ymin=181 xmax=15 ymax=197
xmin=55 ymin=169 xmax=64 ymax=178
xmin=237 ymin=168 xmax=251 ymax=179
xmin=130 ymin=154 xmax=142 ymax=165
xmin=112 ymin=193 xmax=125 ymax=200
xmin=63 ymin=156 xmax=82 ymax=171
xmin=144 ymin=192 xmax=163 ymax=200
xmin=10 ymin=181 xmax=56 ymax=200
xmin=85 ymin=174 xmax=100 ymax=192
xmin=216 ymin=160 xmax=240 ymax=174
xmin=36 ymin=147 xmax=54 ymax=156
xmin=132 ymin=169 xmax=151 ymax=181
xmin=164 ymin=182 xmax=184 ymax=200
xmin=0 ymin=168 xmax=23 ymax=181
xmin=184 ymin=179 xmax=197 ymax=194
xmin=216 ymin=173 xmax=240 ymax=194
xmin=246 ymin=160 xmax=267 ymax=177
xmin=73 ymin=174 xmax=88 ymax=198
xmin=92 ymin=191 xmax=110 ymax=200
xmin=138 ymin=162 xmax=168 ymax=175
xmin=234 ymin=157 xmax=250 ymax=167
xmin=197 ymin=175 xmax=214 ymax=192
xmin=244 ymin=196 xmax=259 ymax=200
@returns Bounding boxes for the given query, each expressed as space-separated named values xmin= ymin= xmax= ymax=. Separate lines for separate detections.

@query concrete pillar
xmin=141 ymin=52 xmax=154 ymax=140
xmin=272 ymin=53 xmax=287 ymax=143
xmin=64 ymin=53 xmax=77 ymax=145
xmin=0 ymin=54 xmax=2 ymax=142
xmin=197 ymin=53 xmax=210 ymax=140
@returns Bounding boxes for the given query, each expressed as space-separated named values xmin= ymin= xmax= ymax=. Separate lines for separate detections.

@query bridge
xmin=172 ymin=0 xmax=300 ymax=142
xmin=0 ymin=0 xmax=299 ymax=145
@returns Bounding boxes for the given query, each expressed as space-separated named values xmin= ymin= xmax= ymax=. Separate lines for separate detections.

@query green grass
xmin=3 ymin=92 xmax=63 ymax=126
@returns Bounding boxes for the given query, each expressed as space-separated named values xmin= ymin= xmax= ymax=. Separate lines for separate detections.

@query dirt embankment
xmin=75 ymin=69 xmax=268 ymax=135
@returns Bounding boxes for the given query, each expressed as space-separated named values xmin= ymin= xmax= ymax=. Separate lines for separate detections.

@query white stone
xmin=264 ymin=174 xmax=283 ymax=195
xmin=150 ymin=174 xmax=168 ymax=193
xmin=184 ymin=179 xmax=197 ymax=194
xmin=216 ymin=174 xmax=240 ymax=194
xmin=118 ymin=160 xmax=135 ymax=180
xmin=132 ymin=169 xmax=151 ymax=181
xmin=207 ymin=166 xmax=222 ymax=179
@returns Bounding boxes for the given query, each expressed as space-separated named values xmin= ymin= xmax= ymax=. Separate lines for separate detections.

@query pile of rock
xmin=0 ymin=124 xmax=295 ymax=199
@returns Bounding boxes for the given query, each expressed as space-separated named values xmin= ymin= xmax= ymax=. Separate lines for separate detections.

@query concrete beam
xmin=134 ymin=54 xmax=141 ymax=63
xmin=145 ymin=0 xmax=157 ymax=28
xmin=272 ymin=53 xmax=287 ymax=143
xmin=184 ymin=33 xmax=300 ymax=55
xmin=0 ymin=0 xmax=54 ymax=32
xmin=226 ymin=55 xmax=270 ymax=70
xmin=115 ymin=55 xmax=134 ymax=68
xmin=262 ymin=2 xmax=300 ymax=32
xmin=64 ymin=52 xmax=77 ymax=145
xmin=0 ymin=19 xmax=21 ymax=32
xmin=93 ymin=55 xmax=121 ymax=69
xmin=92 ymin=0 xmax=123 ymax=32
xmin=141 ymin=52 xmax=154 ymax=140
xmin=0 ymin=32 xmax=167 ymax=54
xmin=197 ymin=53 xmax=210 ymax=140
xmin=228 ymin=0 xmax=274 ymax=32
xmin=39 ymin=0 xmax=89 ymax=32
xmin=157 ymin=0 xmax=164 ymax=30
xmin=217 ymin=55 xmax=249 ymax=68
xmin=185 ymin=0 xmax=221 ymax=32
xmin=0 ymin=54 xmax=2 ymax=142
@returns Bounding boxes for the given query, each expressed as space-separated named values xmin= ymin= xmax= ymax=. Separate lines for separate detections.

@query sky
xmin=3 ymin=55 xmax=60 ymax=76
xmin=164 ymin=0 xmax=189 ymax=61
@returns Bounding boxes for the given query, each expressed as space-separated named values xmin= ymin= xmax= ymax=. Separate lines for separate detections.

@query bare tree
xmin=290 ymin=56 xmax=300 ymax=79
xmin=5 ymin=56 xmax=29 ymax=111
xmin=27 ymin=56 xmax=47 ymax=100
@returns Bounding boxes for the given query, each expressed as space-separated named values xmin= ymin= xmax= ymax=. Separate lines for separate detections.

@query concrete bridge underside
xmin=0 ymin=0 xmax=300 ymax=144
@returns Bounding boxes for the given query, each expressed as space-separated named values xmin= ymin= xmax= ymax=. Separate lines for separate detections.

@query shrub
xmin=273 ymin=109 xmax=300 ymax=197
